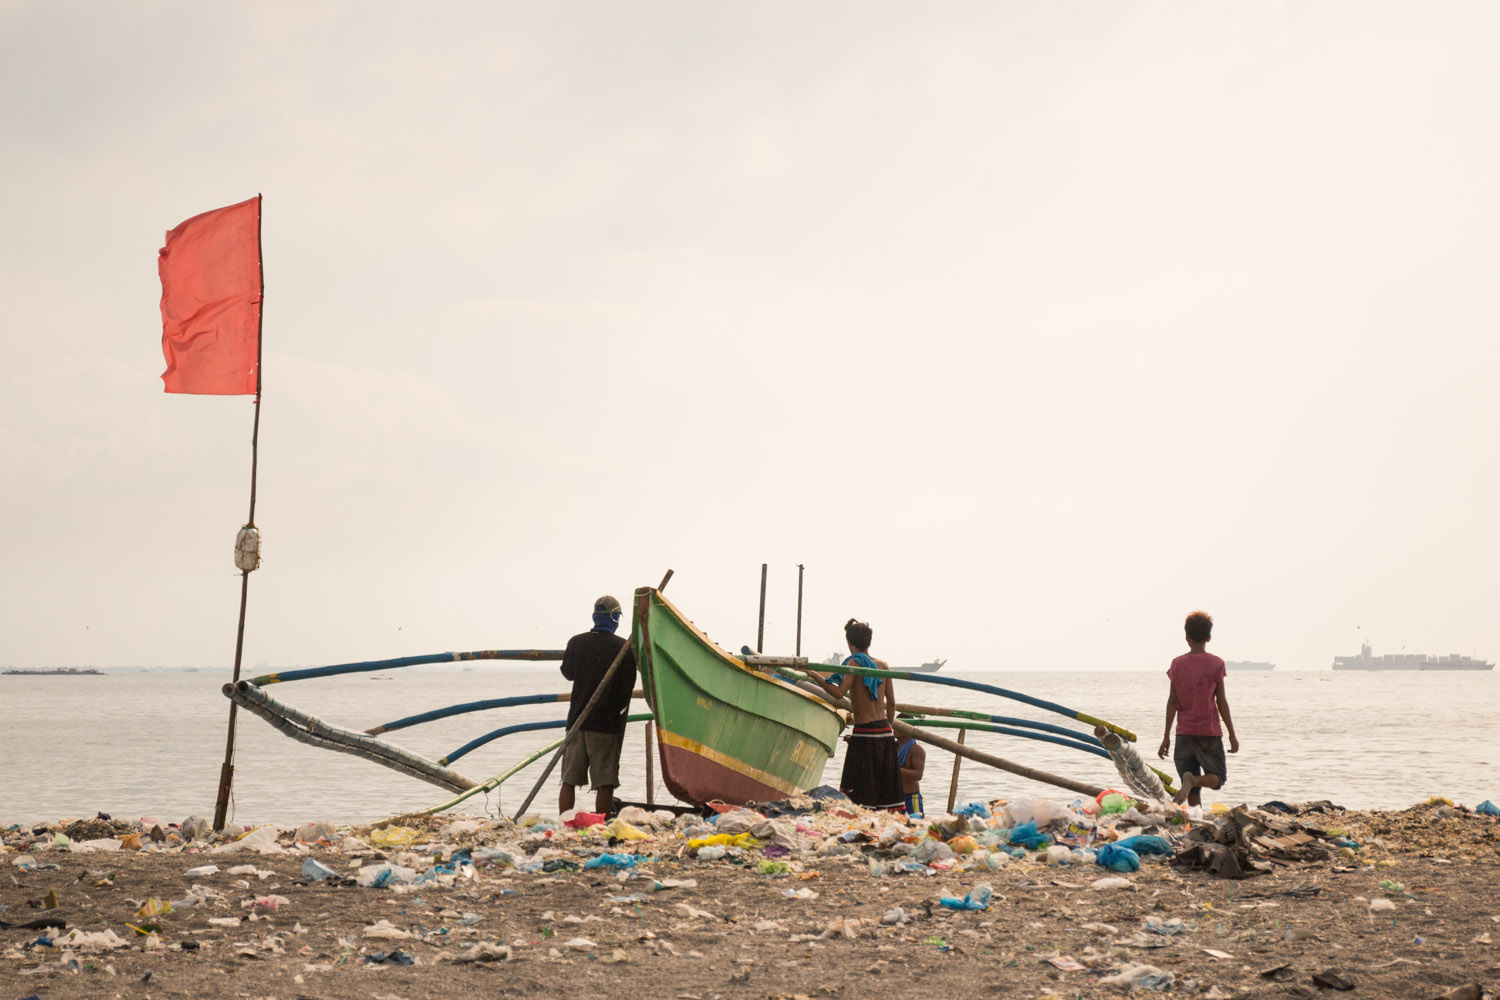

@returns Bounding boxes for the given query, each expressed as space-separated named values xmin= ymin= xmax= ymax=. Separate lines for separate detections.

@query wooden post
xmin=947 ymin=727 xmax=966 ymax=814
xmin=795 ymin=564 xmax=804 ymax=656
xmin=644 ymin=721 xmax=655 ymax=806
xmin=756 ymin=563 xmax=768 ymax=652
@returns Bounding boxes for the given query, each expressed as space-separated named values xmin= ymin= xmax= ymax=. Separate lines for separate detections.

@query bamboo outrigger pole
xmin=212 ymin=195 xmax=265 ymax=833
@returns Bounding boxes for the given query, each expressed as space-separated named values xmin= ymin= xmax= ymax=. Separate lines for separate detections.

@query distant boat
xmin=1226 ymin=660 xmax=1275 ymax=671
xmin=1332 ymin=642 xmax=1493 ymax=671
xmin=2 ymin=667 xmax=103 ymax=676
xmin=822 ymin=653 xmax=946 ymax=673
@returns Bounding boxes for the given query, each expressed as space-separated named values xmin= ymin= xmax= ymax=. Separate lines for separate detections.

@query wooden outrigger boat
xmin=631 ymin=586 xmax=846 ymax=805
xmin=224 ymin=574 xmax=1176 ymax=821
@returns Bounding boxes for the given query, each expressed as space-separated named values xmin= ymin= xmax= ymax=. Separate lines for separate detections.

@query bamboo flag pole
xmin=212 ymin=194 xmax=265 ymax=833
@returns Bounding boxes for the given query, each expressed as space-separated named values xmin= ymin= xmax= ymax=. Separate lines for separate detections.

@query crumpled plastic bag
xmin=53 ymin=928 xmax=129 ymax=951
xmin=1005 ymin=799 xmax=1071 ymax=827
xmin=363 ymin=919 xmax=414 ymax=939
xmin=356 ymin=863 xmax=417 ymax=887
xmin=582 ymin=853 xmax=639 ymax=869
xmin=1008 ymin=820 xmax=1051 ymax=850
xmin=301 ymin=858 xmax=339 ymax=881
xmin=1095 ymin=844 xmax=1142 ymax=872
xmin=688 ymin=832 xmax=755 ymax=851
xmin=368 ymin=825 xmax=420 ymax=848
xmin=939 ymin=883 xmax=993 ymax=911
xmin=1090 ymin=876 xmax=1133 ymax=890
xmin=1115 ymin=835 xmax=1173 ymax=857
xmin=603 ymin=819 xmax=649 ymax=841
xmin=295 ymin=820 xmax=337 ymax=844
xmin=1100 ymin=963 xmax=1173 ymax=990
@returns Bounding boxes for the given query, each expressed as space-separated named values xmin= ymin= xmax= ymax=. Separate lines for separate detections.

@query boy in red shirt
xmin=1157 ymin=611 xmax=1240 ymax=806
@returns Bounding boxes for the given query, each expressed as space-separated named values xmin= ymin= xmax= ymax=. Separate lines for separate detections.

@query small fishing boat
xmin=632 ymin=587 xmax=846 ymax=805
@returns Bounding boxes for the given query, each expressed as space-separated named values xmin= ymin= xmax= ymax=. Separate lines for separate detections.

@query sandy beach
xmin=2 ymin=797 xmax=1496 ymax=1000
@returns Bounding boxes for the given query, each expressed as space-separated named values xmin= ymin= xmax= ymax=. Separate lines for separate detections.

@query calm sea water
xmin=1 ymin=667 xmax=1494 ymax=827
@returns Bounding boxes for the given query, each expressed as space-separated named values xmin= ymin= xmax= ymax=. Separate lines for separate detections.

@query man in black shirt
xmin=558 ymin=594 xmax=638 ymax=816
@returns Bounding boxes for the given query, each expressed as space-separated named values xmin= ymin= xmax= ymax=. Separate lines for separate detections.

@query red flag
xmin=159 ymin=196 xmax=262 ymax=395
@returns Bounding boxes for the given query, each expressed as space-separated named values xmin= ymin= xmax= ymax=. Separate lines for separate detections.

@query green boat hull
xmin=632 ymin=587 xmax=845 ymax=805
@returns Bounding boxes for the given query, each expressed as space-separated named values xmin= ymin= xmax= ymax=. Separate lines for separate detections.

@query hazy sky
xmin=3 ymin=2 xmax=1497 ymax=675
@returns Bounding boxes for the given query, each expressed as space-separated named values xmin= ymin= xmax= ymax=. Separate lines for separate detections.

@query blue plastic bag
xmin=1476 ymin=800 xmax=1499 ymax=817
xmin=583 ymin=853 xmax=640 ymax=870
xmin=939 ymin=884 xmax=993 ymax=911
xmin=1008 ymin=820 xmax=1052 ymax=850
xmin=1114 ymin=835 xmax=1173 ymax=857
xmin=1094 ymin=843 xmax=1141 ymax=872
xmin=955 ymin=802 xmax=992 ymax=818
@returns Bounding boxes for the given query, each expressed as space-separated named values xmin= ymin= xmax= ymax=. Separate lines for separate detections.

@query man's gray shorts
xmin=561 ymin=731 xmax=624 ymax=790
xmin=1173 ymin=735 xmax=1227 ymax=785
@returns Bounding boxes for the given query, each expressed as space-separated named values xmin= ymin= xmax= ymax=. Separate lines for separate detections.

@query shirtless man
xmin=811 ymin=618 xmax=905 ymax=812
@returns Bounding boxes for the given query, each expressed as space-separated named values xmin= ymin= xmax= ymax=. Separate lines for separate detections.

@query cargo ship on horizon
xmin=1226 ymin=660 xmax=1275 ymax=671
xmin=1331 ymin=642 xmax=1493 ymax=671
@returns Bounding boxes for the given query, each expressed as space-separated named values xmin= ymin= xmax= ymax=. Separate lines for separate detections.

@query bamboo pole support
xmin=756 ymin=563 xmax=767 ymax=652
xmin=645 ymin=721 xmax=655 ymax=806
xmin=947 ymin=727 xmax=966 ymax=813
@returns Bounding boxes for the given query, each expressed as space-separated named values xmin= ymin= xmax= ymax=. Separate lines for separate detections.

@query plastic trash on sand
xmin=1008 ymin=820 xmax=1051 ymax=850
xmin=696 ymin=845 xmax=728 ymax=861
xmin=1100 ymin=963 xmax=1173 ymax=990
xmin=914 ymin=838 xmax=956 ymax=862
xmin=1090 ymin=876 xmax=1132 ymax=890
xmin=939 ymin=883 xmax=993 ymax=911
xmin=563 ymin=811 xmax=606 ymax=829
xmin=356 ymin=863 xmax=418 ymax=888
xmin=1099 ymin=792 xmax=1131 ymax=814
xmin=1045 ymin=845 xmax=1073 ymax=865
xmin=52 ymin=928 xmax=130 ymax=951
xmin=301 ymin=858 xmax=339 ymax=881
xmin=1005 ymin=799 xmax=1071 ymax=827
xmin=295 ymin=820 xmax=336 ymax=843
xmin=368 ymin=825 xmax=420 ymax=848
xmin=688 ymin=832 xmax=755 ymax=851
xmin=1476 ymin=800 xmax=1499 ymax=817
xmin=583 ymin=853 xmax=639 ymax=870
xmin=947 ymin=835 xmax=979 ymax=855
xmin=604 ymin=818 xmax=649 ymax=841
xmin=1094 ymin=844 xmax=1142 ymax=872
xmin=363 ymin=919 xmax=414 ymax=940
xmin=1114 ymin=834 xmax=1174 ymax=857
